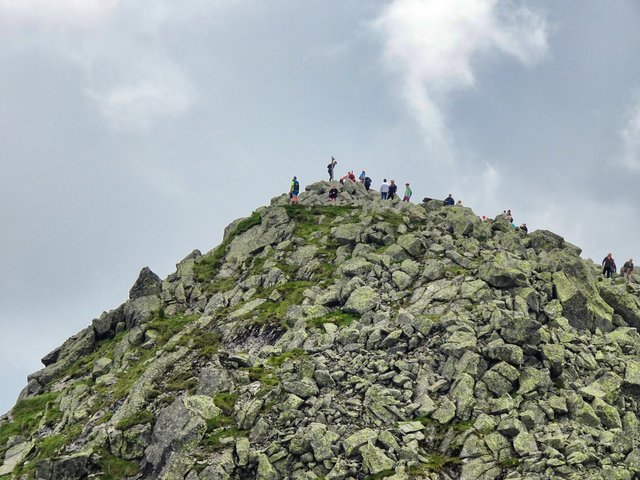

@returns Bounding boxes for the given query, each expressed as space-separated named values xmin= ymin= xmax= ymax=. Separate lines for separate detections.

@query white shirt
xmin=380 ymin=182 xmax=389 ymax=193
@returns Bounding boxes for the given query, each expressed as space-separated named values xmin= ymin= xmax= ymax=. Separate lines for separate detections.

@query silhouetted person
xmin=602 ymin=253 xmax=616 ymax=278
xmin=443 ymin=194 xmax=454 ymax=206
xmin=622 ymin=259 xmax=634 ymax=284
xmin=289 ymin=176 xmax=300 ymax=204
xmin=388 ymin=180 xmax=397 ymax=200
xmin=327 ymin=157 xmax=337 ymax=181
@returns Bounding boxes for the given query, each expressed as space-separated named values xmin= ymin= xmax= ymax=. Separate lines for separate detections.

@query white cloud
xmin=373 ymin=0 xmax=548 ymax=160
xmin=0 ymin=0 xmax=119 ymax=29
xmin=620 ymin=94 xmax=640 ymax=171
xmin=86 ymin=60 xmax=196 ymax=132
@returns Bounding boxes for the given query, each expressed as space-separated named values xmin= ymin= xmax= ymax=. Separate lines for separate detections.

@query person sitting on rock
xmin=504 ymin=209 xmax=513 ymax=223
xmin=622 ymin=258 xmax=634 ymax=284
xmin=443 ymin=194 xmax=454 ymax=206
xmin=380 ymin=179 xmax=389 ymax=199
xmin=388 ymin=180 xmax=398 ymax=200
xmin=518 ymin=223 xmax=528 ymax=233
xmin=328 ymin=186 xmax=338 ymax=202
xmin=602 ymin=253 xmax=616 ymax=278
xmin=358 ymin=170 xmax=366 ymax=183
xmin=456 ymin=200 xmax=463 ymax=206
xmin=348 ymin=171 xmax=356 ymax=182
xmin=289 ymin=176 xmax=300 ymax=204
xmin=402 ymin=183 xmax=412 ymax=202
xmin=364 ymin=176 xmax=372 ymax=192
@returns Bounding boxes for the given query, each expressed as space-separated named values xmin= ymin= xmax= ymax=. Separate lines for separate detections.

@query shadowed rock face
xmin=4 ymin=181 xmax=640 ymax=480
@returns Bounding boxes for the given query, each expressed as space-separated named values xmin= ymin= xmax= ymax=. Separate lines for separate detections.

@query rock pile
xmin=3 ymin=180 xmax=640 ymax=479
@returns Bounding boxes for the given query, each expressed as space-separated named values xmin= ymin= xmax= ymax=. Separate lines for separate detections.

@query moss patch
xmin=116 ymin=410 xmax=154 ymax=431
xmin=213 ymin=393 xmax=238 ymax=416
xmin=95 ymin=448 xmax=141 ymax=479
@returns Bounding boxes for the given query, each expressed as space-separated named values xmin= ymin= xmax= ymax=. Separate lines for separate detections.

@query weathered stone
xmin=343 ymin=428 xmax=378 ymax=456
xmin=344 ymin=286 xmax=380 ymax=314
xmin=360 ymin=442 xmax=395 ymax=474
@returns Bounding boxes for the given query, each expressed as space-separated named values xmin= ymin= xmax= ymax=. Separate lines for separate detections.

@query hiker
xmin=518 ymin=223 xmax=528 ymax=233
xmin=328 ymin=186 xmax=338 ymax=202
xmin=504 ymin=210 xmax=513 ymax=223
xmin=289 ymin=176 xmax=300 ymax=204
xmin=340 ymin=171 xmax=356 ymax=184
xmin=327 ymin=157 xmax=337 ymax=181
xmin=380 ymin=179 xmax=389 ymax=199
xmin=388 ymin=180 xmax=398 ymax=200
xmin=359 ymin=171 xmax=366 ymax=183
xmin=402 ymin=183 xmax=412 ymax=202
xmin=602 ymin=253 xmax=616 ymax=278
xmin=456 ymin=200 xmax=463 ymax=206
xmin=622 ymin=259 xmax=634 ymax=284
xmin=443 ymin=194 xmax=454 ymax=206
xmin=364 ymin=176 xmax=372 ymax=192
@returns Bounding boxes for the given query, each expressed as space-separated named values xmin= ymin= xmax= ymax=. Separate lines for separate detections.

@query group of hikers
xmin=602 ymin=253 xmax=635 ymax=284
xmin=288 ymin=158 xmax=635 ymax=285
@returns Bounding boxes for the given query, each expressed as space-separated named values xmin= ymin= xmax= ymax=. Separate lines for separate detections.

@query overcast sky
xmin=1 ymin=0 xmax=640 ymax=414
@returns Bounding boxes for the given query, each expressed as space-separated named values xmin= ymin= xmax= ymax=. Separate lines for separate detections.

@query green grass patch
xmin=307 ymin=311 xmax=360 ymax=329
xmin=374 ymin=210 xmax=406 ymax=230
xmin=213 ymin=393 xmax=238 ymax=416
xmin=65 ymin=331 xmax=126 ymax=381
xmin=246 ymin=367 xmax=279 ymax=386
xmin=146 ymin=313 xmax=199 ymax=346
xmin=178 ymin=329 xmax=221 ymax=358
xmin=165 ymin=371 xmax=197 ymax=393
xmin=266 ymin=348 xmax=306 ymax=368
xmin=109 ymin=349 xmax=155 ymax=401
xmin=252 ymin=281 xmax=313 ymax=327
xmin=0 ymin=392 xmax=60 ymax=451
xmin=116 ymin=410 xmax=154 ymax=431
xmin=203 ymin=415 xmax=248 ymax=450
xmin=95 ymin=448 xmax=140 ymax=479
xmin=284 ymin=205 xmax=359 ymax=239
xmin=194 ymin=212 xmax=262 ymax=282
xmin=498 ymin=457 xmax=520 ymax=469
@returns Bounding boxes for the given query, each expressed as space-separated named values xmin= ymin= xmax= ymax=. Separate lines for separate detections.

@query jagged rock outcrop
xmin=3 ymin=180 xmax=640 ymax=480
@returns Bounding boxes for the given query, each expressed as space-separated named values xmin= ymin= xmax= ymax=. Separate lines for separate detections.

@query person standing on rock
xmin=380 ymin=179 xmax=389 ymax=199
xmin=327 ymin=157 xmax=337 ymax=181
xmin=388 ymin=180 xmax=398 ymax=200
xmin=364 ymin=176 xmax=372 ymax=192
xmin=443 ymin=194 xmax=454 ymax=206
xmin=402 ymin=183 xmax=412 ymax=202
xmin=622 ymin=259 xmax=634 ymax=284
xmin=289 ymin=176 xmax=300 ymax=204
xmin=602 ymin=253 xmax=616 ymax=278
xmin=359 ymin=170 xmax=366 ymax=183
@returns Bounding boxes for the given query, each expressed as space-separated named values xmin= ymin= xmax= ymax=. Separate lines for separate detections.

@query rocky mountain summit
xmin=3 ymin=180 xmax=640 ymax=480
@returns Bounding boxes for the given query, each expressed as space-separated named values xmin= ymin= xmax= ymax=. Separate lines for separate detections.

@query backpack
xmin=293 ymin=180 xmax=300 ymax=191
